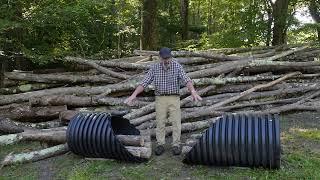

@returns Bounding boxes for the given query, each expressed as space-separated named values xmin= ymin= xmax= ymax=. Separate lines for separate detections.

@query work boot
xmin=155 ymin=145 xmax=165 ymax=156
xmin=172 ymin=145 xmax=181 ymax=155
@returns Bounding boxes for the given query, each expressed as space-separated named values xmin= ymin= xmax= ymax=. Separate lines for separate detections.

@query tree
xmin=180 ymin=0 xmax=189 ymax=40
xmin=309 ymin=0 xmax=320 ymax=42
xmin=142 ymin=0 xmax=158 ymax=50
xmin=270 ymin=0 xmax=290 ymax=45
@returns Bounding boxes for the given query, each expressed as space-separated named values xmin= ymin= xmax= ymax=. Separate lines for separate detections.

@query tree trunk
xmin=1 ymin=144 xmax=69 ymax=167
xmin=142 ymin=117 xmax=219 ymax=137
xmin=0 ymin=83 xmax=63 ymax=95
xmin=0 ymin=80 xmax=143 ymax=105
xmin=0 ymin=117 xmax=26 ymax=134
xmin=187 ymin=46 xmax=307 ymax=79
xmin=264 ymin=0 xmax=273 ymax=46
xmin=0 ymin=130 xmax=145 ymax=147
xmin=180 ymin=0 xmax=189 ymax=40
xmin=30 ymin=95 xmax=149 ymax=107
xmin=0 ymin=104 xmax=67 ymax=122
xmin=4 ymin=71 xmax=120 ymax=84
xmin=271 ymin=0 xmax=289 ymax=45
xmin=64 ymin=56 xmax=129 ymax=79
xmin=309 ymin=0 xmax=320 ymax=42
xmin=134 ymin=50 xmax=243 ymax=61
xmin=142 ymin=0 xmax=158 ymax=50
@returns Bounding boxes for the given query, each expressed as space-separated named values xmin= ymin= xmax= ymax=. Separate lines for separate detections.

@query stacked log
xmin=1 ymin=44 xmax=320 ymax=165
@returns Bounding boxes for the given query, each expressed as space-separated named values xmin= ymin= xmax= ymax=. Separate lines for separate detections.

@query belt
xmin=156 ymin=94 xmax=180 ymax=96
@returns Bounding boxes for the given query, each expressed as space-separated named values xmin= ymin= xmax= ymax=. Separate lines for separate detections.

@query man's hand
xmin=124 ymin=95 xmax=136 ymax=106
xmin=191 ymin=90 xmax=202 ymax=101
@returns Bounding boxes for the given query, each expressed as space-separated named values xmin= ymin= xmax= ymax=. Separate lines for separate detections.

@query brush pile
xmin=0 ymin=44 xmax=320 ymax=166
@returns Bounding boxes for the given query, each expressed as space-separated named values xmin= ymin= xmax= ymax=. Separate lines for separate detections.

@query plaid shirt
xmin=140 ymin=60 xmax=192 ymax=95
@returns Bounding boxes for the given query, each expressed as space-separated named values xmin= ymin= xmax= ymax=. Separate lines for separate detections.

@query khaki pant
xmin=155 ymin=96 xmax=181 ymax=146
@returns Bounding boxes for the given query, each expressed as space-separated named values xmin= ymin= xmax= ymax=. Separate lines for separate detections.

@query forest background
xmin=1 ymin=0 xmax=320 ymax=65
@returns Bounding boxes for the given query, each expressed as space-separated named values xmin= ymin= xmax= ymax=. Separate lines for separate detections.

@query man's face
xmin=161 ymin=57 xmax=172 ymax=64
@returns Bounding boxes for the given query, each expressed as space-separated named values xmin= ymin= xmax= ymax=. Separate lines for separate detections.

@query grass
xmin=1 ymin=113 xmax=320 ymax=179
xmin=294 ymin=128 xmax=320 ymax=141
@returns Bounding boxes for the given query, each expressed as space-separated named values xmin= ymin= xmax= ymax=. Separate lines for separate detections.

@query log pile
xmin=1 ymin=44 xmax=320 ymax=166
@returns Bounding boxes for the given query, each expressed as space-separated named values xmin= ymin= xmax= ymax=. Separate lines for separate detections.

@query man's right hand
xmin=124 ymin=95 xmax=136 ymax=106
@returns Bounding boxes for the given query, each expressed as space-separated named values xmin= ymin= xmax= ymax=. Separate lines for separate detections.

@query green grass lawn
xmin=1 ymin=112 xmax=320 ymax=179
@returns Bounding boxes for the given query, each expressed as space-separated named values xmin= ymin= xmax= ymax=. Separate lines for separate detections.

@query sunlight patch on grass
xmin=290 ymin=128 xmax=320 ymax=141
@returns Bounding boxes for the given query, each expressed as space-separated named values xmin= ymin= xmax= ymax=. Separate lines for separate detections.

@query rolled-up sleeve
xmin=140 ymin=66 xmax=154 ymax=88
xmin=178 ymin=64 xmax=192 ymax=85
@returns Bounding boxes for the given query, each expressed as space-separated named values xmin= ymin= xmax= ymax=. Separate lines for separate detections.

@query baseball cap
xmin=159 ymin=47 xmax=172 ymax=59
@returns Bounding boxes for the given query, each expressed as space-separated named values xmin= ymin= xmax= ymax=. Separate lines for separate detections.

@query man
xmin=124 ymin=47 xmax=202 ymax=156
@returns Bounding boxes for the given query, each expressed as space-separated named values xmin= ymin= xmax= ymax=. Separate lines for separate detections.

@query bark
xmin=142 ymin=0 xmax=158 ymax=50
xmin=4 ymin=71 xmax=120 ymax=84
xmin=0 ymin=117 xmax=26 ymax=134
xmin=271 ymin=0 xmax=289 ymax=45
xmin=0 ymin=117 xmax=62 ymax=134
xmin=253 ymin=90 xmax=320 ymax=114
xmin=0 ymin=83 xmax=63 ymax=95
xmin=264 ymin=0 xmax=273 ymax=46
xmin=59 ymin=110 xmax=78 ymax=123
xmin=176 ymin=57 xmax=215 ymax=65
xmin=206 ymin=46 xmax=275 ymax=55
xmin=180 ymin=0 xmax=189 ymax=40
xmin=134 ymin=50 xmax=243 ymax=61
xmin=208 ymin=72 xmax=300 ymax=108
xmin=141 ymin=117 xmax=219 ymax=137
xmin=0 ymin=130 xmax=145 ymax=147
xmin=185 ymin=84 xmax=320 ymax=108
xmin=136 ymin=121 xmax=154 ymax=130
xmin=72 ymin=105 xmax=131 ymax=112
xmin=189 ymin=133 xmax=202 ymax=139
xmin=0 ymin=130 xmax=66 ymax=145
xmin=123 ymin=146 xmax=152 ymax=159
xmin=181 ymin=72 xmax=303 ymax=120
xmin=2 ymin=78 xmax=18 ymax=88
xmin=183 ymin=97 xmax=301 ymax=113
xmin=0 ymin=104 xmax=67 ymax=122
xmin=192 ymin=73 xmax=317 ymax=87
xmin=184 ymin=62 xmax=224 ymax=72
xmin=116 ymin=135 xmax=145 ymax=147
xmin=244 ymin=65 xmax=320 ymax=74
xmin=30 ymin=95 xmax=149 ymax=107
xmin=81 ymin=146 xmax=152 ymax=160
xmin=1 ymin=144 xmax=69 ymax=167
xmin=187 ymin=46 xmax=307 ymax=79
xmin=139 ymin=92 xmax=319 ymax=130
xmin=0 ymin=81 xmax=142 ymax=105
xmin=60 ymin=109 xmax=130 ymax=122
xmin=65 ymin=56 xmax=148 ymax=70
xmin=65 ymin=57 xmax=129 ymax=79
xmin=309 ymin=0 xmax=320 ymax=42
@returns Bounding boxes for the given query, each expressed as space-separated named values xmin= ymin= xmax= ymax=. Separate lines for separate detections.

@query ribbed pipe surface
xmin=67 ymin=112 xmax=146 ymax=162
xmin=183 ymin=113 xmax=281 ymax=169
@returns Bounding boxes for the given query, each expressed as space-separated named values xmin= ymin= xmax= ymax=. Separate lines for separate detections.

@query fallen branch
xmin=0 ymin=104 xmax=67 ymax=122
xmin=1 ymin=144 xmax=69 ymax=167
xmin=65 ymin=57 xmax=129 ymax=79
xmin=4 ymin=72 xmax=120 ymax=84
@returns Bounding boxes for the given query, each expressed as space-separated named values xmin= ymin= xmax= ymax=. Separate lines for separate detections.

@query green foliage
xmin=0 ymin=0 xmax=141 ymax=65
xmin=0 ymin=0 xmax=319 ymax=65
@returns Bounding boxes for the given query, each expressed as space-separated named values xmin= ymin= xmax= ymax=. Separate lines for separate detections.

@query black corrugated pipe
xmin=183 ymin=113 xmax=281 ymax=169
xmin=66 ymin=112 xmax=146 ymax=162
